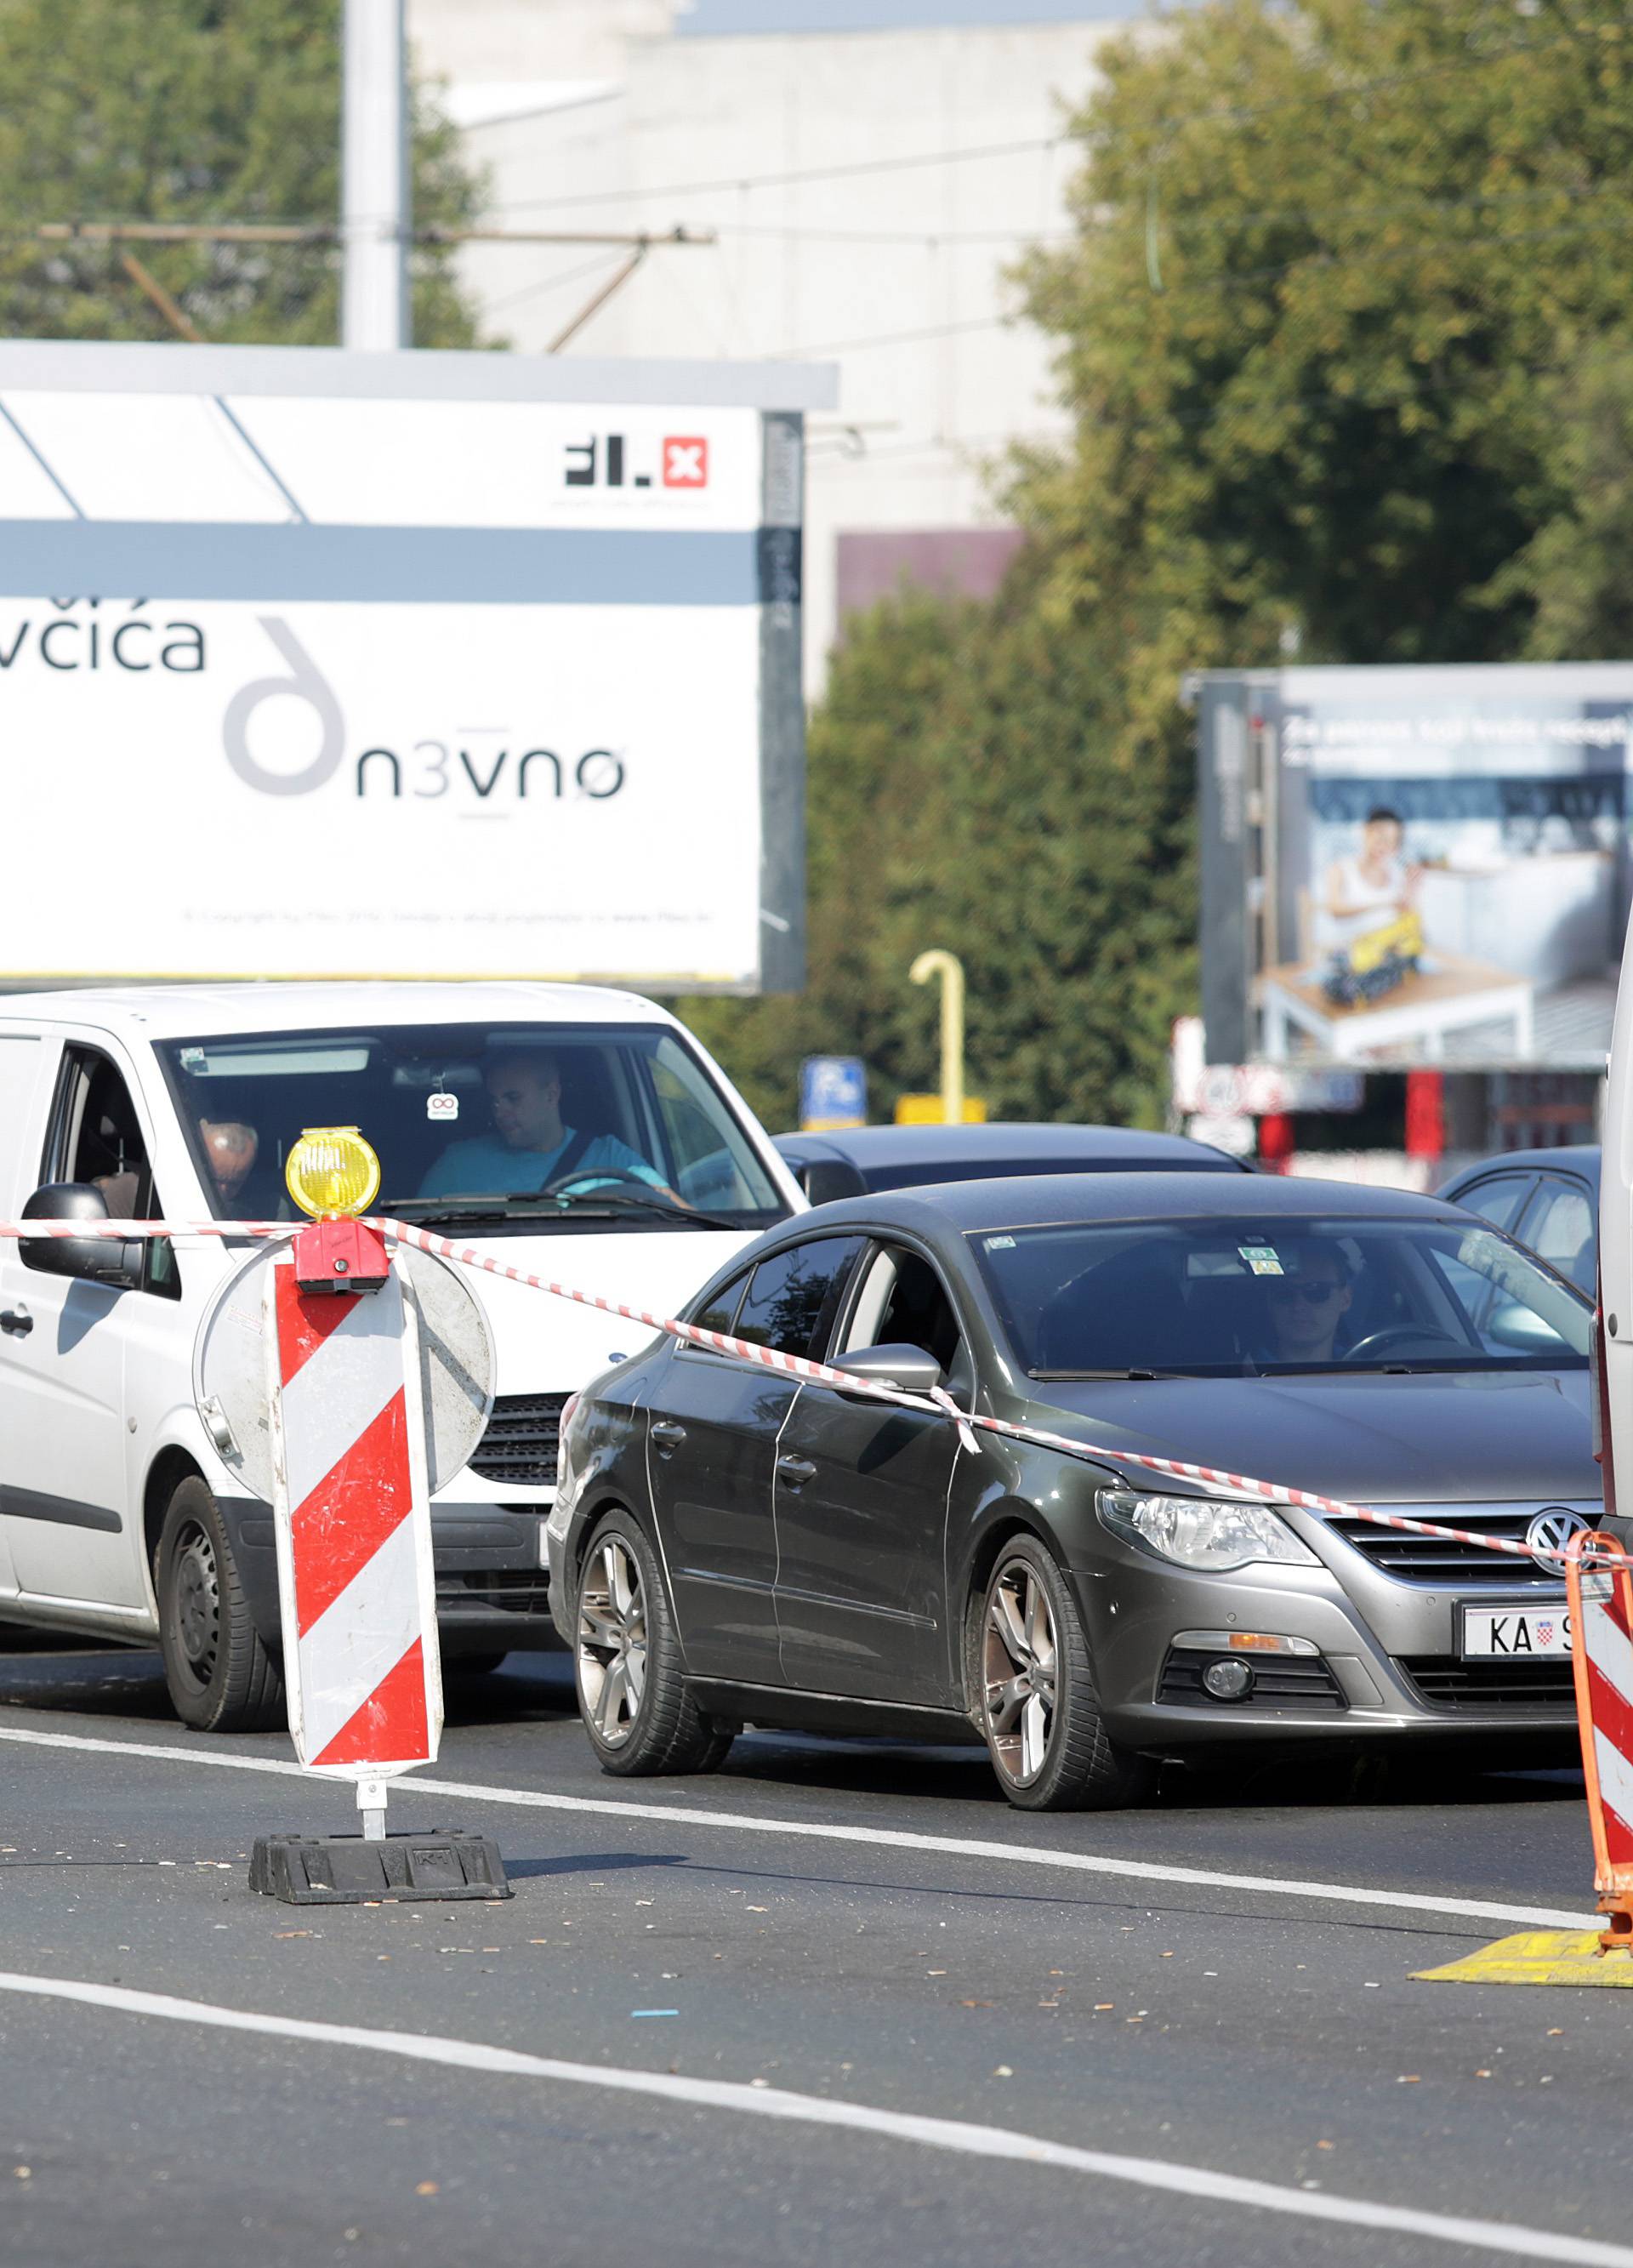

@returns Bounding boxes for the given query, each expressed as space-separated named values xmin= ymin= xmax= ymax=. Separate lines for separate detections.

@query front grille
xmin=1158 ymin=1650 xmax=1347 ymax=1711
xmin=436 ymin=1571 xmax=553 ymax=1616
xmin=1397 ymin=1656 xmax=1578 ymax=1712
xmin=1322 ymin=1507 xmax=1580 ymax=1590
xmin=466 ymin=1393 xmax=569 ymax=1490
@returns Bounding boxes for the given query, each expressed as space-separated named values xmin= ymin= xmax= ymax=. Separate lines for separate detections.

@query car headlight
xmin=1097 ymin=1489 xmax=1318 ymax=1572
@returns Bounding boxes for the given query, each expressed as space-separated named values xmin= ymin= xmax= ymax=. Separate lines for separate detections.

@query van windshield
xmin=971 ymin=1214 xmax=1592 ymax=1377
xmin=157 ymin=1022 xmax=789 ymax=1232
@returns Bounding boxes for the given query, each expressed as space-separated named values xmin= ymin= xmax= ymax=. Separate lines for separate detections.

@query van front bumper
xmin=217 ymin=1496 xmax=556 ymax=1658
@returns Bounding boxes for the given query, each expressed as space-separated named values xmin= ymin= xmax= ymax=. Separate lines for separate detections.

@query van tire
xmin=155 ymin=1479 xmax=284 ymax=1734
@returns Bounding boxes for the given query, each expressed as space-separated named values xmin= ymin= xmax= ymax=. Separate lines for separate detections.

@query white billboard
xmin=0 ymin=342 xmax=834 ymax=989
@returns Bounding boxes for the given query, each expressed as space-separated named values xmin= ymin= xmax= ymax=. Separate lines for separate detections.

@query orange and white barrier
xmin=1568 ymin=1533 xmax=1633 ymax=1950
xmin=265 ymin=1242 xmax=439 ymax=1804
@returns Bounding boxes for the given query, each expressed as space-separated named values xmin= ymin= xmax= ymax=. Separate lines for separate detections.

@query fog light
xmin=1203 ymin=1658 xmax=1255 ymax=1701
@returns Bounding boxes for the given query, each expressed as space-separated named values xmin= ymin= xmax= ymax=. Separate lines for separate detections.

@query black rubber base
xmin=249 ymin=1830 xmax=512 ymax=1905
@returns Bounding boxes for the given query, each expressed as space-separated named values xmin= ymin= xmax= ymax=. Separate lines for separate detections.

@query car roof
xmin=0 ymin=980 xmax=680 ymax=1042
xmin=1442 ymin=1145 xmax=1600 ymax=1187
xmin=774 ymin=1123 xmax=1241 ymax=1168
xmin=792 ymin=1168 xmax=1471 ymax=1238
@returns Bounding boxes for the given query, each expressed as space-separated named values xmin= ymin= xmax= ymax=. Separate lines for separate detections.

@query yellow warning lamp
xmin=285 ymin=1125 xmax=382 ymax=1221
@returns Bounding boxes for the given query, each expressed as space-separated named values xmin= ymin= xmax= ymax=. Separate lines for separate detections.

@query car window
xmin=842 ymin=1243 xmax=965 ymax=1376
xmin=1453 ymin=1172 xmax=1533 ymax=1234
xmin=734 ymin=1236 xmax=868 ymax=1359
xmin=971 ymin=1214 xmax=1590 ymax=1376
xmin=46 ymin=1046 xmax=178 ymax=1300
xmin=1519 ymin=1176 xmax=1596 ymax=1293
xmin=690 ymin=1271 xmax=749 ymax=1343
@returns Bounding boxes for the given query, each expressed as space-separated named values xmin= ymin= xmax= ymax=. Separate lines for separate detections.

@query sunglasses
xmin=1268 ymin=1279 xmax=1344 ymax=1305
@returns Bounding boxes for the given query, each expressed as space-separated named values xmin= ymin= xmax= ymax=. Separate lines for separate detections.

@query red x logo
xmin=663 ymin=436 xmax=708 ymax=487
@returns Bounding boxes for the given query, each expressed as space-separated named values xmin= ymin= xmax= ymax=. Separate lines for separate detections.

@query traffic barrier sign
xmin=1569 ymin=1530 xmax=1633 ymax=1952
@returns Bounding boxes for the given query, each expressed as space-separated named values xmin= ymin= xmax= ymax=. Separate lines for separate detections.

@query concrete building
xmin=408 ymin=0 xmax=1175 ymax=684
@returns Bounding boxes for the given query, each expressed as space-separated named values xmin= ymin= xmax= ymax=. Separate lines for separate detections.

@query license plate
xmin=1459 ymin=1604 xmax=1573 ymax=1659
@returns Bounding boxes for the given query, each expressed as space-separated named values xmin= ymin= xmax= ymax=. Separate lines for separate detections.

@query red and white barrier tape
xmin=3 ymin=1212 xmax=1625 ymax=1575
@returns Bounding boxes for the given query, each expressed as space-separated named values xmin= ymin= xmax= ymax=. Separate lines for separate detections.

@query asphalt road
xmin=0 ymin=1642 xmax=1626 ymax=2268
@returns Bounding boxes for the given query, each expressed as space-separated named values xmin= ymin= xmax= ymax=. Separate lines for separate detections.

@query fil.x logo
xmin=564 ymin=434 xmax=708 ymax=490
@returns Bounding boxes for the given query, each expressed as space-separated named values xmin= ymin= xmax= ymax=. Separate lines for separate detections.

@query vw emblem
xmin=1525 ymin=1507 xmax=1593 ymax=1576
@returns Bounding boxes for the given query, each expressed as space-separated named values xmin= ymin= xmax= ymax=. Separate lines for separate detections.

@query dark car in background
xmin=1438 ymin=1146 xmax=1600 ymax=1296
xmin=775 ymin=1121 xmax=1251 ymax=1205
xmin=549 ymin=1173 xmax=1596 ymax=1811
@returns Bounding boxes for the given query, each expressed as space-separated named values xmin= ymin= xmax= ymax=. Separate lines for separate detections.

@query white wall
xmin=409 ymin=5 xmax=1155 ymax=684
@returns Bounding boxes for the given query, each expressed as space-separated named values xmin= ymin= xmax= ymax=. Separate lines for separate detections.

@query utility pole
xmin=342 ymin=0 xmax=409 ymax=350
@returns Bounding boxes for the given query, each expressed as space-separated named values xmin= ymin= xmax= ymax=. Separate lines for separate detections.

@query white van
xmin=0 ymin=983 xmax=803 ymax=1729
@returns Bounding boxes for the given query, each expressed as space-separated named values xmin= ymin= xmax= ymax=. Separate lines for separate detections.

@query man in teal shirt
xmin=418 ymin=1049 xmax=670 ymax=1199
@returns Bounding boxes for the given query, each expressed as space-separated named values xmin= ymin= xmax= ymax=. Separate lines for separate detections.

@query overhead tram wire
xmin=482 ymin=20 xmax=1591 ymax=219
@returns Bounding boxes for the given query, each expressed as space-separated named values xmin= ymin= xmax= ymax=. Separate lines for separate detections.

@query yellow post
xmin=910 ymin=949 xmax=965 ymax=1126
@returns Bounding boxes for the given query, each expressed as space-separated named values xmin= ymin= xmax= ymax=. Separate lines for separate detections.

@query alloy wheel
xmin=174 ymin=1522 xmax=220 ymax=1681
xmin=982 ymin=1558 xmax=1058 ymax=1786
xmin=577 ymin=1537 xmax=648 ymax=1748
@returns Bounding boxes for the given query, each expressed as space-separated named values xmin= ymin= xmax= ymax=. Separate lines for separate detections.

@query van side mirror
xmin=834 ymin=1342 xmax=943 ymax=1396
xmin=20 ymin=1183 xmax=141 ymax=1288
xmin=795 ymin=1159 xmax=867 ymax=1205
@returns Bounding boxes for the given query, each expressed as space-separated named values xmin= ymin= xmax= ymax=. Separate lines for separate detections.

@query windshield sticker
xmin=179 ymin=1046 xmax=205 ymax=1073
xmin=427 ymin=1091 xmax=459 ymax=1122
xmin=985 ymin=1234 xmax=1016 ymax=1251
xmin=1239 ymin=1244 xmax=1283 ymax=1276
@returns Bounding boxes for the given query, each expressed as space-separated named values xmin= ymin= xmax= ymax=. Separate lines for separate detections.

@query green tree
xmin=0 ymin=0 xmax=484 ymax=345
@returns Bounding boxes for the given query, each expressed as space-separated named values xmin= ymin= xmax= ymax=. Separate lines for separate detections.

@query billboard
xmin=0 ymin=340 xmax=835 ymax=990
xmin=1196 ymin=663 xmax=1633 ymax=1069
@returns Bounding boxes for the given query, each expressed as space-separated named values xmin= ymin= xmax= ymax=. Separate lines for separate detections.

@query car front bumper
xmin=1073 ymin=1510 xmax=1585 ymax=1754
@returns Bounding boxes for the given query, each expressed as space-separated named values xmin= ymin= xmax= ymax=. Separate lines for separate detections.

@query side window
xmin=1456 ymin=1173 xmax=1533 ymax=1234
xmin=689 ymin=1270 xmax=749 ymax=1344
xmin=1520 ymin=1177 xmax=1596 ymax=1293
xmin=735 ymin=1236 xmax=867 ymax=1359
xmin=44 ymin=1046 xmax=178 ymax=1300
xmin=842 ymin=1244 xmax=964 ymax=1378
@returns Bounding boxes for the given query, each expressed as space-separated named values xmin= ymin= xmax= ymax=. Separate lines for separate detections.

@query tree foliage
xmin=0 ymin=0 xmax=484 ymax=345
xmin=691 ymin=0 xmax=1633 ymax=1131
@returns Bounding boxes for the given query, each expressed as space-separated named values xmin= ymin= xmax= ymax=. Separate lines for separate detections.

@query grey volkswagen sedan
xmin=547 ymin=1174 xmax=1597 ymax=1809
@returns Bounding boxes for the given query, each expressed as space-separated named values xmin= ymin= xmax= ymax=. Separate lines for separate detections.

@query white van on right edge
xmin=1597 ymin=935 xmax=1633 ymax=1545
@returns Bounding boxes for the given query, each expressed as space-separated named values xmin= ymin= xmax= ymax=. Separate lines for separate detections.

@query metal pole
xmin=910 ymin=950 xmax=966 ymax=1125
xmin=342 ymin=0 xmax=409 ymax=350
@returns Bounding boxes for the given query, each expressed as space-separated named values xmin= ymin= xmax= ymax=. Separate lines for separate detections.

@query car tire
xmin=155 ymin=1478 xmax=285 ymax=1734
xmin=574 ymin=1510 xmax=732 ymax=1777
xmin=976 ymin=1536 xmax=1154 ymax=1812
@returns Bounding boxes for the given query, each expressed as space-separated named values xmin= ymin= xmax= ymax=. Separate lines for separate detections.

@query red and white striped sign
xmin=1568 ymin=1532 xmax=1633 ymax=1939
xmin=263 ymin=1249 xmax=441 ymax=1778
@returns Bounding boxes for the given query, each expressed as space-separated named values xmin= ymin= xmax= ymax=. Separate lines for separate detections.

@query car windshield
xmin=157 ymin=1021 xmax=789 ymax=1231
xmin=970 ymin=1214 xmax=1592 ymax=1378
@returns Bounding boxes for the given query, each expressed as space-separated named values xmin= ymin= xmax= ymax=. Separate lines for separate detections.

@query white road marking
xmin=0 ymin=1969 xmax=1625 ymax=2268
xmin=0 ymin=1723 xmax=1595 ymax=1928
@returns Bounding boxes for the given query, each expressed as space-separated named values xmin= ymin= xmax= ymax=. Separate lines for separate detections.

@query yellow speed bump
xmin=1414 ymin=1931 xmax=1633 ymax=1987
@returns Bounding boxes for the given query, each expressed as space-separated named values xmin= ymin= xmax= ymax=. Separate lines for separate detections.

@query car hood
xmin=401 ymin=1227 xmax=754 ymax=1397
xmin=1019 ymin=1369 xmax=1600 ymax=1507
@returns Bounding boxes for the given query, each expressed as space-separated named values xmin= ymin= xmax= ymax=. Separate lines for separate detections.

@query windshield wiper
xmin=1029 ymin=1366 xmax=1189 ymax=1382
xmin=539 ymin=1187 xmax=746 ymax=1233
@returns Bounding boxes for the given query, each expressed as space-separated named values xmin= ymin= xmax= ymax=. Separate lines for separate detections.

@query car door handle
xmin=0 ymin=1308 xmax=31 ymax=1337
xmin=777 ymin=1455 xmax=817 ymax=1487
xmin=651 ymin=1421 xmax=687 ymax=1454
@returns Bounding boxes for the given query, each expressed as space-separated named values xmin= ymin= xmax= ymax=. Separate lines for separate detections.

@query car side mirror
xmin=834 ymin=1342 xmax=943 ymax=1396
xmin=1487 ymin=1300 xmax=1564 ymax=1353
xmin=20 ymin=1182 xmax=141 ymax=1288
xmin=796 ymin=1159 xmax=867 ymax=1205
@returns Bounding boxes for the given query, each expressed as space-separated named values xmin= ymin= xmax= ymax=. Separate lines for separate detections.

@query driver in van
xmin=199 ymin=1119 xmax=259 ymax=1207
xmin=418 ymin=1048 xmax=674 ymax=1200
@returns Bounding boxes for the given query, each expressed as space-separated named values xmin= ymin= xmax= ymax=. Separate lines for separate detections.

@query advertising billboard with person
xmin=1195 ymin=662 xmax=1633 ymax=1069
